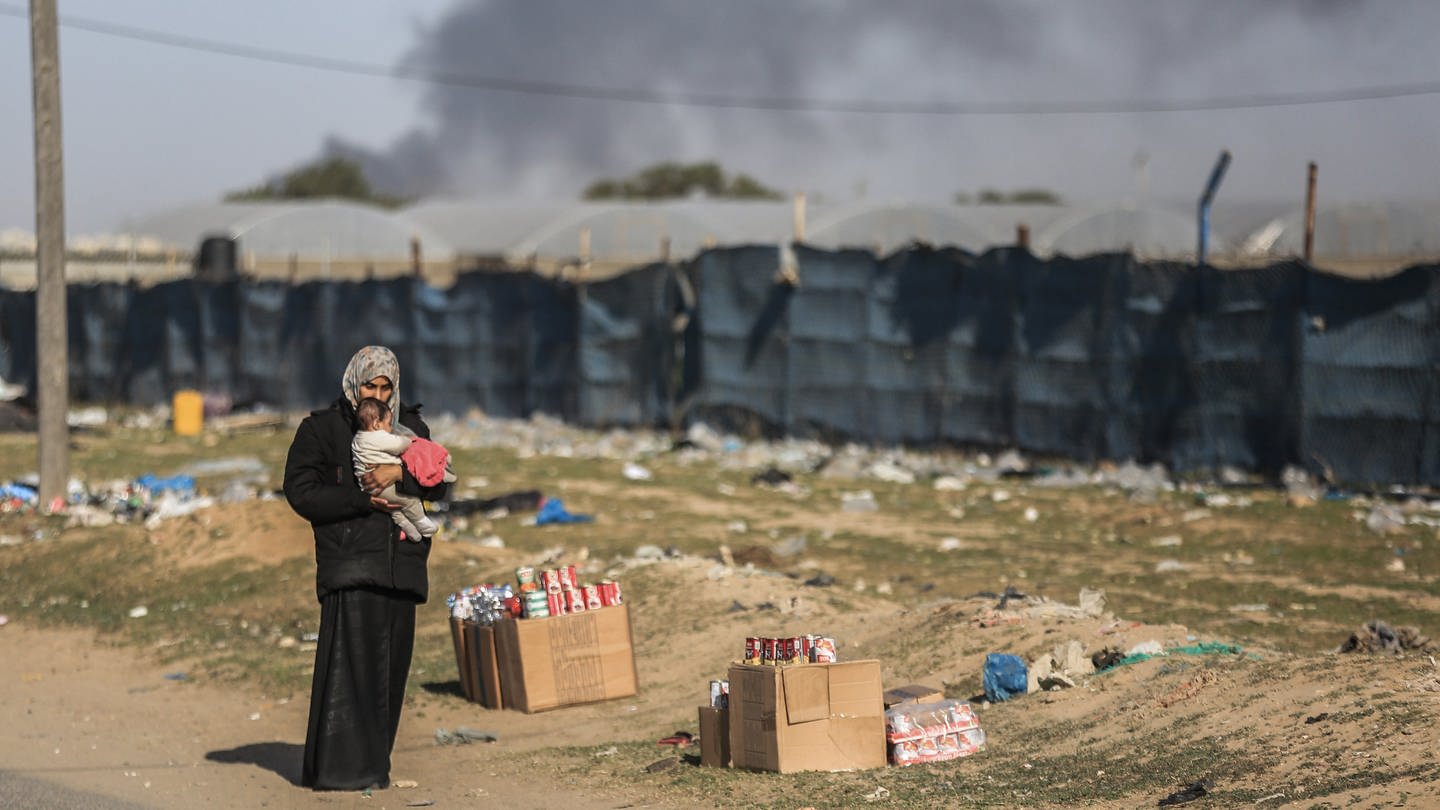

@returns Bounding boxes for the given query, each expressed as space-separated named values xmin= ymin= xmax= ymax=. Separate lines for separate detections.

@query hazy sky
xmin=2 ymin=0 xmax=1439 ymax=234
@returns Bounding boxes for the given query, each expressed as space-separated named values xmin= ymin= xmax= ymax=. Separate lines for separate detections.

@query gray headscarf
xmin=341 ymin=345 xmax=400 ymax=412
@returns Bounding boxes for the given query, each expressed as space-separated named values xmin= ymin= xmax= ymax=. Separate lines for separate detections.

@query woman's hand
xmin=361 ymin=463 xmax=403 ymax=496
xmin=369 ymin=495 xmax=400 ymax=513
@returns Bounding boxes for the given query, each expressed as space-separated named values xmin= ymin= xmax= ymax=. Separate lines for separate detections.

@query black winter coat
xmin=283 ymin=397 xmax=448 ymax=603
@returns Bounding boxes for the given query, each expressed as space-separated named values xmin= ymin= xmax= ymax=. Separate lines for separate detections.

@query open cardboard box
xmin=728 ymin=659 xmax=886 ymax=773
xmin=495 ymin=603 xmax=638 ymax=713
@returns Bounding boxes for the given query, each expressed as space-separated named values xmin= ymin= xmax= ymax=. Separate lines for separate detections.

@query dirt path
xmin=0 ymin=623 xmax=684 ymax=810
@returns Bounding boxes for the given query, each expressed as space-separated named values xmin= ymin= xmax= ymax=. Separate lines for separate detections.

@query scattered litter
xmin=1364 ymin=505 xmax=1406 ymax=535
xmin=866 ymin=461 xmax=915 ymax=484
xmin=128 ymin=606 xmax=149 ymax=619
xmin=534 ymin=498 xmax=594 ymax=525
xmin=1336 ymin=620 xmax=1434 ymax=654
xmin=982 ymin=653 xmax=1027 ymax=702
xmin=1155 ymin=559 xmax=1187 ymax=573
xmin=0 ymin=615 xmax=8 ymax=627
xmin=938 ymin=537 xmax=965 ymax=551
xmin=933 ymin=476 xmax=966 ymax=491
xmin=162 ymin=672 xmax=188 ymax=681
xmin=1157 ymin=778 xmax=1214 ymax=807
xmin=593 ymin=746 xmax=618 ymax=758
xmin=655 ymin=731 xmax=694 ymax=746
xmin=434 ymin=727 xmax=498 ymax=745
xmin=622 ymin=462 xmax=653 ymax=481
xmin=863 ymin=785 xmax=890 ymax=802
xmin=841 ymin=490 xmax=878 ymax=513
xmin=405 ymin=801 xmax=435 ymax=808
xmin=1229 ymin=604 xmax=1269 ymax=614
xmin=751 ymin=467 xmax=791 ymax=487
xmin=392 ymin=779 xmax=419 ymax=789
xmin=1151 ymin=535 xmax=1183 ymax=548
xmin=1023 ymin=507 xmax=1039 ymax=522
xmin=644 ymin=757 xmax=679 ymax=773
xmin=990 ymin=490 xmax=1011 ymax=503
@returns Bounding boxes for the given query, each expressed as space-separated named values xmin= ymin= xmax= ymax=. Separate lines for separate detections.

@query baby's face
xmin=379 ymin=412 xmax=394 ymax=432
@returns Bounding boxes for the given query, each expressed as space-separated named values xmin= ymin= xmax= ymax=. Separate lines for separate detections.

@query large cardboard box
xmin=727 ymin=660 xmax=886 ymax=773
xmin=449 ymin=618 xmax=506 ymax=708
xmin=698 ymin=706 xmax=731 ymax=768
xmin=495 ymin=603 xmax=638 ymax=713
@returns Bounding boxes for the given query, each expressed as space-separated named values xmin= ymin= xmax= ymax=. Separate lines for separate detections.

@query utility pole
xmin=31 ymin=0 xmax=68 ymax=512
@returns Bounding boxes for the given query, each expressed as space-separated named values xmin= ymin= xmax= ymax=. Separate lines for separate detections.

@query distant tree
xmin=584 ymin=160 xmax=783 ymax=201
xmin=1007 ymin=188 xmax=1063 ymax=205
xmin=965 ymin=187 xmax=1063 ymax=205
xmin=226 ymin=156 xmax=407 ymax=208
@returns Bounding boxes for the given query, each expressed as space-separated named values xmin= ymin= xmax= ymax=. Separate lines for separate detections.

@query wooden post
xmin=1016 ymin=223 xmax=1030 ymax=250
xmin=31 ymin=0 xmax=68 ymax=511
xmin=410 ymin=234 xmax=423 ymax=277
xmin=579 ymin=225 xmax=592 ymax=280
xmin=792 ymin=192 xmax=806 ymax=243
xmin=1303 ymin=162 xmax=1318 ymax=264
xmin=659 ymin=235 xmax=671 ymax=263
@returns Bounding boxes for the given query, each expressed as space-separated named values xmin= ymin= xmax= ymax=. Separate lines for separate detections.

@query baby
xmin=352 ymin=396 xmax=439 ymax=541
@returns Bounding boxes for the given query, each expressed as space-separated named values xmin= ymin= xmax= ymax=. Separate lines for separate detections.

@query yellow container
xmin=172 ymin=389 xmax=204 ymax=436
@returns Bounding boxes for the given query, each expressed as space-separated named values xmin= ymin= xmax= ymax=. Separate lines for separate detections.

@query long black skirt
xmin=302 ymin=586 xmax=416 ymax=791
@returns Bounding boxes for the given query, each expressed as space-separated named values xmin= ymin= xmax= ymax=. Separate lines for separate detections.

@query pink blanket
xmin=402 ymin=437 xmax=451 ymax=487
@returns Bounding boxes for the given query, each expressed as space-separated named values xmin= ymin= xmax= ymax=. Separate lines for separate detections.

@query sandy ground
xmin=0 ymin=622 xmax=700 ymax=810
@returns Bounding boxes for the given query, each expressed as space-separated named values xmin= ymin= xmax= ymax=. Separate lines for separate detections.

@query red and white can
xmin=762 ymin=637 xmax=777 ymax=665
xmin=583 ymin=584 xmax=603 ymax=610
xmin=547 ymin=590 xmax=566 ymax=616
xmin=559 ymin=565 xmax=577 ymax=591
xmin=745 ymin=637 xmax=761 ymax=664
xmin=542 ymin=569 xmax=563 ymax=594
xmin=566 ymin=588 xmax=587 ymax=613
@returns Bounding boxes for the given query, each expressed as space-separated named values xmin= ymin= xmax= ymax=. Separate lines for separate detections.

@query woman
xmin=283 ymin=345 xmax=449 ymax=791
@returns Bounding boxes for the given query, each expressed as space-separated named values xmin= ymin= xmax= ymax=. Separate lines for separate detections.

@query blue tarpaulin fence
xmin=1 ymin=248 xmax=1436 ymax=486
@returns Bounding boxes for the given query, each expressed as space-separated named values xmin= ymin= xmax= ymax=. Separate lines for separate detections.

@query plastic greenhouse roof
xmin=122 ymin=199 xmax=455 ymax=259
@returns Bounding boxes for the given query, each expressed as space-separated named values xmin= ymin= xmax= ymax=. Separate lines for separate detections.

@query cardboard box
xmin=449 ymin=618 xmax=506 ymax=708
xmin=465 ymin=622 xmax=505 ymax=709
xmin=698 ymin=706 xmax=731 ymax=767
xmin=449 ymin=617 xmax=476 ymax=702
xmin=495 ymin=603 xmax=638 ymax=713
xmin=883 ymin=683 xmax=944 ymax=708
xmin=727 ymin=660 xmax=886 ymax=773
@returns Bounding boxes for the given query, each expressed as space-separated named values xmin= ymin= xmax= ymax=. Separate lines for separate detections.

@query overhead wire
xmin=2 ymin=3 xmax=1439 ymax=116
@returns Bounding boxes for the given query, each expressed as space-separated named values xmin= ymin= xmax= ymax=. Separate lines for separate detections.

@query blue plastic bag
xmin=534 ymin=498 xmax=594 ymax=526
xmin=982 ymin=652 xmax=1028 ymax=702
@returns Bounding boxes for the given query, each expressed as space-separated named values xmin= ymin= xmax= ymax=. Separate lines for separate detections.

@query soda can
xmin=547 ymin=590 xmax=565 ymax=616
xmin=515 ymin=565 xmax=536 ymax=587
xmin=788 ymin=637 xmax=801 ymax=665
xmin=566 ymin=588 xmax=587 ymax=613
xmin=609 ymin=580 xmax=624 ymax=605
xmin=709 ymin=679 xmax=724 ymax=708
xmin=801 ymin=634 xmax=814 ymax=663
xmin=762 ymin=637 xmax=777 ymax=665
xmin=582 ymin=584 xmax=603 ymax=610
xmin=745 ymin=636 xmax=761 ymax=664
xmin=813 ymin=636 xmax=837 ymax=663
xmin=542 ymin=569 xmax=563 ymax=594
xmin=559 ymin=564 xmax=577 ymax=591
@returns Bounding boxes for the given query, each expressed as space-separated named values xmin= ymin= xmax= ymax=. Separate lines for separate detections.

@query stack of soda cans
xmin=514 ymin=564 xmax=623 ymax=619
xmin=446 ymin=567 xmax=624 ymax=623
xmin=742 ymin=634 xmax=838 ymax=665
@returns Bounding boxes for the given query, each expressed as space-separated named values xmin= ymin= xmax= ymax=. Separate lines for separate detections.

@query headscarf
xmin=341 ymin=345 xmax=400 ymax=411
